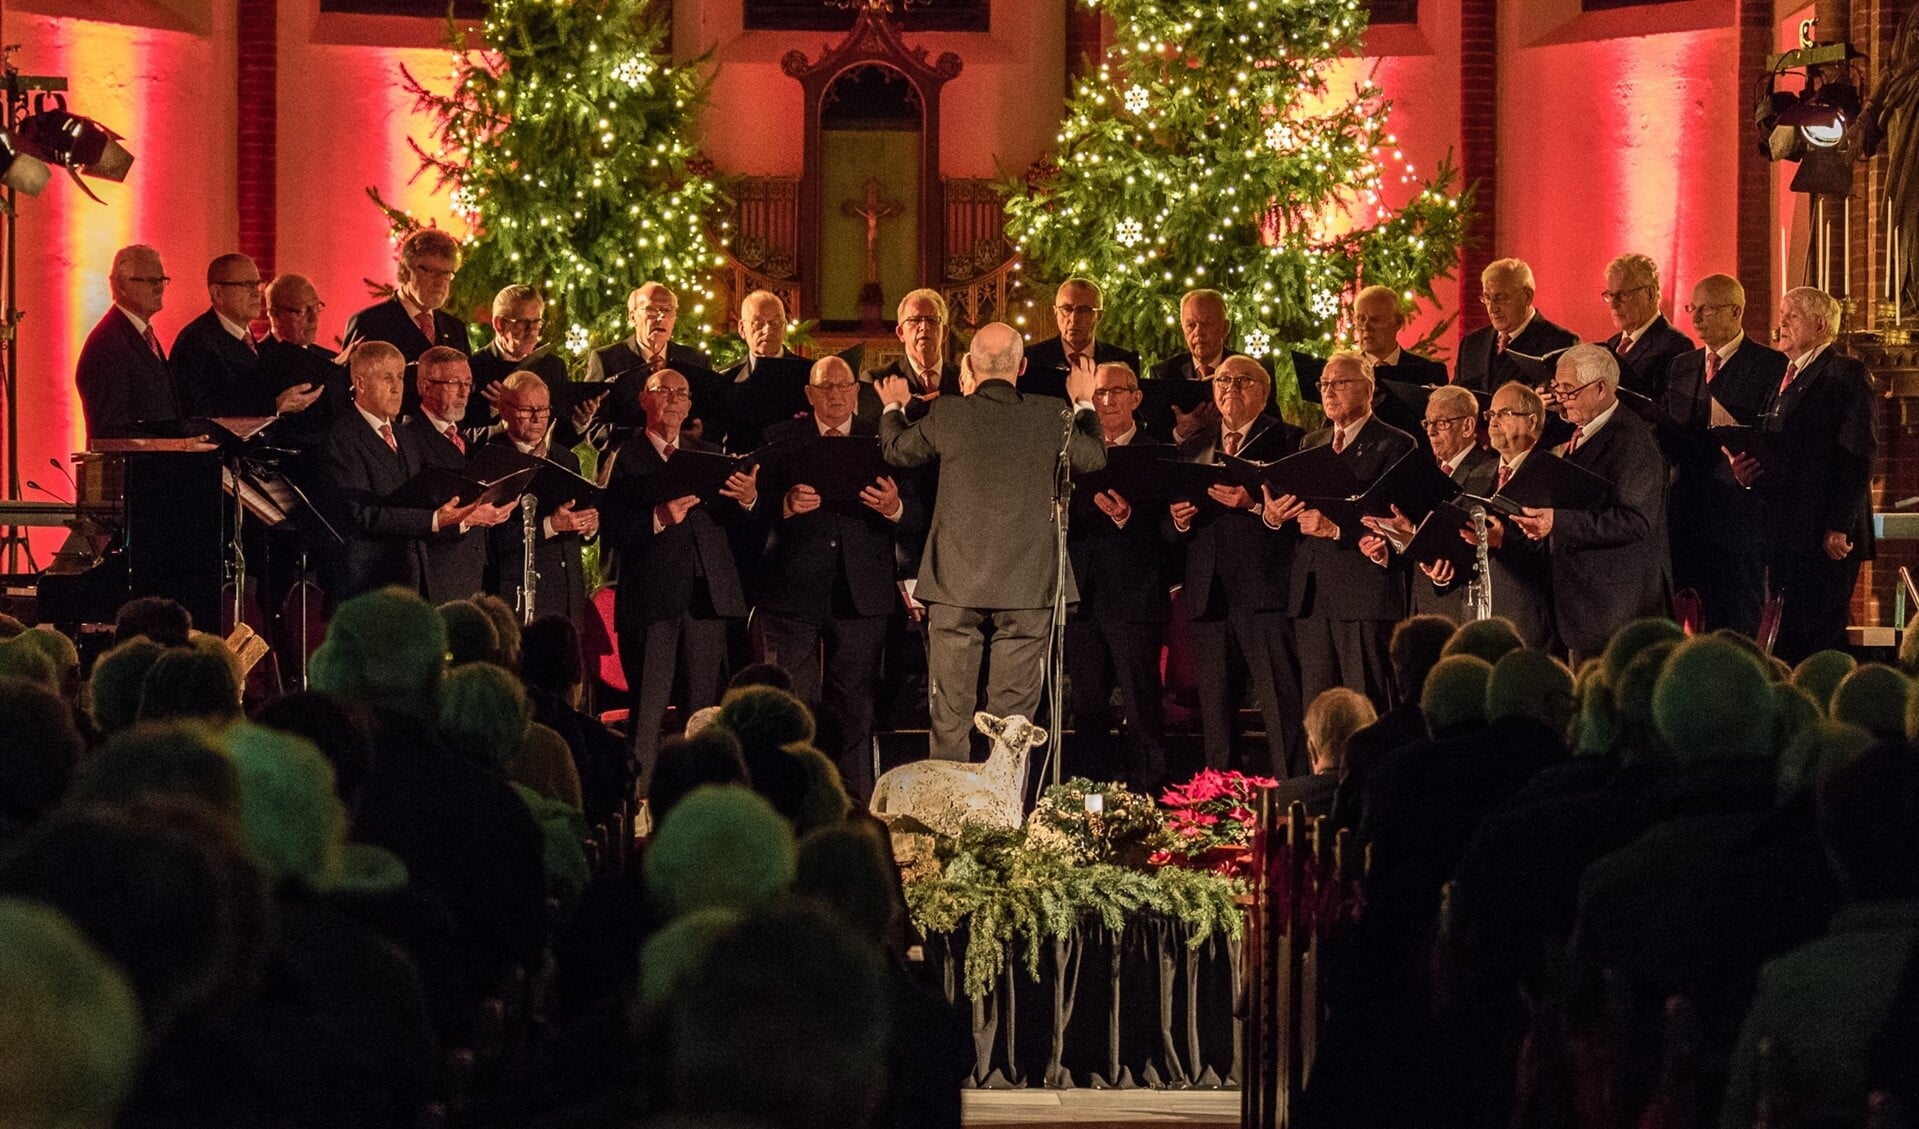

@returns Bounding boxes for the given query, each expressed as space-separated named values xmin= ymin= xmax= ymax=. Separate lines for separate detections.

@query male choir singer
xmin=876 ymin=324 xmax=1105 ymax=762
xmin=77 ymin=244 xmax=180 ymax=441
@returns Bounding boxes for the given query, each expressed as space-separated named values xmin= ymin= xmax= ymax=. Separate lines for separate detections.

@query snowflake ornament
xmin=1244 ymin=329 xmax=1272 ymax=355
xmin=1116 ymin=217 xmax=1145 ymax=247
xmin=1264 ymin=121 xmax=1295 ymax=152
xmin=614 ymin=56 xmax=649 ymax=88
xmin=1124 ymin=85 xmax=1149 ymax=114
xmin=1309 ymin=288 xmax=1339 ymax=320
xmin=565 ymin=323 xmax=590 ymax=355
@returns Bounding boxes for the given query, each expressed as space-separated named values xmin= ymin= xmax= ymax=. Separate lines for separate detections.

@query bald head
xmin=967 ymin=323 xmax=1027 ymax=384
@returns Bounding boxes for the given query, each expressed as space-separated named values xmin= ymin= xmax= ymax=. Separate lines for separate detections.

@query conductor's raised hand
xmin=876 ymin=374 xmax=911 ymax=408
xmin=1065 ymin=351 xmax=1099 ymax=404
xmin=720 ymin=464 xmax=759 ymax=508
xmin=860 ymin=474 xmax=902 ymax=518
xmin=783 ymin=484 xmax=821 ymax=519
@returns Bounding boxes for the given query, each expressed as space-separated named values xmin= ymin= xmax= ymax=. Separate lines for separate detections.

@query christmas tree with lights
xmin=371 ymin=0 xmax=728 ymax=358
xmin=1003 ymin=0 xmax=1469 ymax=415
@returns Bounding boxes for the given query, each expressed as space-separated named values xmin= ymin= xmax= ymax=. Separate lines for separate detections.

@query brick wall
xmin=1457 ymin=0 xmax=1496 ymax=334
xmin=238 ymin=0 xmax=276 ymax=278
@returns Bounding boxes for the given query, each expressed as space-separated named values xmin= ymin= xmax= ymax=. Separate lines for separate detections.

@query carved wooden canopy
xmin=782 ymin=2 xmax=961 ymax=319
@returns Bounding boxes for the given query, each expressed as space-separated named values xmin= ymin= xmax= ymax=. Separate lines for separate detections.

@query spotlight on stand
xmin=0 ymin=131 xmax=51 ymax=200
xmin=13 ymin=93 xmax=132 ymax=204
xmin=1754 ymin=35 xmax=1865 ymax=195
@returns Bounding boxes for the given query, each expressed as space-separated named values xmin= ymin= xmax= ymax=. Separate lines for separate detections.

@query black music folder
xmin=636 ymin=438 xmax=792 ymax=508
xmin=551 ymin=379 xmax=614 ymax=418
xmin=1138 ymin=377 xmax=1215 ymax=423
xmin=1254 ymin=442 xmax=1364 ymax=502
xmin=1073 ymin=442 xmax=1180 ymax=505
xmin=1459 ymin=450 xmax=1610 ymax=516
xmin=1403 ymin=499 xmax=1487 ymax=573
xmin=1162 ymin=451 xmax=1276 ymax=504
xmin=465 ymin=442 xmax=601 ymax=511
xmin=1312 ymin=449 xmax=1464 ymax=535
xmin=774 ymin=435 xmax=893 ymax=515
xmin=383 ymin=463 xmax=539 ymax=511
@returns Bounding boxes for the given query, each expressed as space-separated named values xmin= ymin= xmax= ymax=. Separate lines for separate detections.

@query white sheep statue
xmin=869 ymin=712 xmax=1047 ymax=838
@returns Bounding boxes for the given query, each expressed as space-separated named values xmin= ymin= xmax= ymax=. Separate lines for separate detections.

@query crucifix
xmin=842 ymin=176 xmax=902 ymax=286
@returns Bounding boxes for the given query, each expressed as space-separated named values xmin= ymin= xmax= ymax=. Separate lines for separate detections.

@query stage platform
xmin=963 ymin=1088 xmax=1239 ymax=1127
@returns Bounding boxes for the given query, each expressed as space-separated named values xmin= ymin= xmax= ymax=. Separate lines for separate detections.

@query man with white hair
xmin=1599 ymin=252 xmax=1693 ymax=400
xmin=467 ymin=284 xmax=599 ymax=440
xmin=77 ymin=244 xmax=181 ymax=440
xmin=1510 ymin=344 xmax=1670 ymax=664
xmin=1454 ymin=258 xmax=1579 ymax=393
xmin=859 ymin=288 xmax=959 ymax=426
xmin=1270 ymin=352 xmax=1418 ymax=709
xmin=1405 ymin=384 xmax=1499 ymax=623
xmin=721 ymin=289 xmax=808 ymax=452
xmin=877 ymin=322 xmax=1105 ymax=762
xmin=1662 ymin=273 xmax=1787 ymax=634
xmin=1748 ymin=286 xmax=1875 ymax=661
xmin=586 ymin=281 xmax=719 ymax=440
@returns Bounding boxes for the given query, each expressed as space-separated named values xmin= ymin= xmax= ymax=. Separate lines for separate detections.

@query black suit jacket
xmin=600 ymin=431 xmax=757 ymax=625
xmin=1288 ymin=416 xmax=1418 ymax=621
xmin=879 ymin=379 xmax=1107 ymax=610
xmin=170 ymin=307 xmax=263 ymax=418
xmin=76 ymin=306 xmax=180 ymax=440
xmin=484 ymin=435 xmax=589 ymax=626
xmin=405 ymin=415 xmax=492 ymax=602
xmin=1169 ymin=414 xmax=1304 ymax=618
xmin=586 ymin=339 xmax=722 ymax=443
xmin=465 ymin=342 xmax=571 ymax=432
xmin=1413 ymin=445 xmax=1501 ymax=622
xmin=856 ymin=357 xmax=958 ymax=426
xmin=1604 ymin=315 xmax=1692 ymax=402
xmin=342 ymin=298 xmax=471 ymax=419
xmin=1022 ymin=337 xmax=1143 ymax=401
xmin=314 ymin=409 xmax=437 ymax=599
xmin=582 ymin=338 xmax=711 ymax=383
xmin=1663 ymin=340 xmax=1786 ymax=554
xmin=1760 ymin=347 xmax=1877 ymax=582
xmin=756 ymin=417 xmax=922 ymax=622
xmin=1550 ymin=405 xmax=1671 ymax=658
xmin=253 ymin=337 xmax=351 ymax=435
xmin=1454 ymin=313 xmax=1580 ymax=394
xmin=1069 ymin=424 xmax=1174 ymax=624
xmin=1140 ymin=350 xmax=1247 ymax=435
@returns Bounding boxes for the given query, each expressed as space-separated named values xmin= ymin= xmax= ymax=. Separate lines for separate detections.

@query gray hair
xmin=1482 ymin=257 xmax=1535 ymax=294
xmin=109 ymin=244 xmax=161 ymax=280
xmin=1557 ymin=342 xmax=1621 ymax=393
xmin=1427 ymin=385 xmax=1478 ymax=418
xmin=1783 ymin=286 xmax=1842 ymax=339
xmin=1324 ymin=350 xmax=1375 ymax=387
xmin=491 ymin=284 xmax=542 ymax=318
xmin=1607 ymin=252 xmax=1661 ymax=294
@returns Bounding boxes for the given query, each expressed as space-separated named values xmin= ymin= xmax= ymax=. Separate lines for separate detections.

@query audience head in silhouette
xmin=310 ymin=587 xmax=447 ymax=716
xmin=0 ymin=898 xmax=144 ymax=1129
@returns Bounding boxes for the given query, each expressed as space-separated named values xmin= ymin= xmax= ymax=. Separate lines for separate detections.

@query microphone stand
xmin=1468 ymin=504 xmax=1493 ymax=621
xmin=1043 ymin=405 xmax=1076 ymax=797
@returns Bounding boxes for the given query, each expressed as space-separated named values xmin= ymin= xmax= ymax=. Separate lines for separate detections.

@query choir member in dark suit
xmin=341 ymin=229 xmax=470 ymax=416
xmin=1453 ymin=258 xmax=1579 ymax=394
xmin=313 ymin=342 xmax=504 ymax=600
xmin=1383 ymin=385 xmax=1499 ymax=623
xmin=1064 ymin=362 xmax=1170 ymax=791
xmin=877 ymin=324 xmax=1106 ymax=763
xmin=757 ymin=356 xmax=919 ymax=799
xmin=720 ymin=288 xmax=806 ymax=452
xmin=1511 ymin=345 xmax=1671 ymax=664
xmin=259 ymin=274 xmax=351 ymax=451
xmin=403 ymin=347 xmax=514 ymax=602
xmin=76 ymin=244 xmax=182 ymax=441
xmin=858 ymin=288 xmax=958 ymax=426
xmin=1023 ymin=278 xmax=1142 ymax=403
xmin=467 ymin=284 xmax=599 ymax=444
xmin=601 ymin=367 xmax=762 ymax=778
xmin=486 ymin=372 xmax=596 ymax=631
xmin=585 ymin=282 xmax=718 ymax=441
xmin=1741 ymin=287 xmax=1876 ymax=663
xmin=1352 ymin=284 xmax=1449 ymax=445
xmin=1600 ymin=253 xmax=1693 ymax=401
xmin=1169 ymin=355 xmax=1306 ymax=776
xmin=1271 ymin=353 xmax=1417 ymax=711
xmin=1662 ymin=274 xmax=1787 ymax=635
xmin=1143 ymin=288 xmax=1244 ymax=440
xmin=170 ymin=253 xmax=264 ymax=418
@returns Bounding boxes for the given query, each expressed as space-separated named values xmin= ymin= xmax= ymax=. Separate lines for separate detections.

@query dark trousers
xmin=925 ymin=603 xmax=1050 ymax=762
xmin=1190 ymin=609 xmax=1303 ymax=777
xmin=1064 ymin=613 xmax=1167 ymax=790
xmin=1774 ymin=553 xmax=1862 ymax=665
xmin=621 ymin=613 xmax=730 ymax=786
xmin=1296 ymin=616 xmax=1395 ymax=713
xmin=759 ymin=609 xmax=888 ymax=802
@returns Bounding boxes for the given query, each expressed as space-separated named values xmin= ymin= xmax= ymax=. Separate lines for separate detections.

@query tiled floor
xmin=963 ymin=1088 xmax=1240 ymax=1126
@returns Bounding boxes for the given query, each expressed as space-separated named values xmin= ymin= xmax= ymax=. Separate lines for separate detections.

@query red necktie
xmin=1617 ymin=334 xmax=1635 ymax=355
xmin=414 ymin=311 xmax=436 ymax=343
xmin=1778 ymin=362 xmax=1799 ymax=396
xmin=1565 ymin=427 xmax=1584 ymax=455
xmin=1705 ymin=350 xmax=1721 ymax=384
xmin=143 ymin=326 xmax=164 ymax=359
xmin=1496 ymin=463 xmax=1512 ymax=491
xmin=444 ymin=424 xmax=465 ymax=455
xmin=1496 ymin=331 xmax=1511 ymax=355
xmin=379 ymin=423 xmax=398 ymax=452
xmin=661 ymin=441 xmax=677 ymax=461
xmin=1222 ymin=430 xmax=1241 ymax=457
xmin=1331 ymin=428 xmax=1346 ymax=455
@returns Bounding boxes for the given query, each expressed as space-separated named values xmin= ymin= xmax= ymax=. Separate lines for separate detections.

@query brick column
xmin=1064 ymin=4 xmax=1103 ymax=98
xmin=1457 ymin=0 xmax=1497 ymax=336
xmin=1737 ymin=0 xmax=1776 ymax=336
xmin=236 ymin=0 xmax=275 ymax=278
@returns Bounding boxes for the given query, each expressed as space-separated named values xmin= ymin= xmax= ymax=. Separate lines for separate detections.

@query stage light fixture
xmin=0 ymin=132 xmax=51 ymax=198
xmin=13 ymin=95 xmax=133 ymax=203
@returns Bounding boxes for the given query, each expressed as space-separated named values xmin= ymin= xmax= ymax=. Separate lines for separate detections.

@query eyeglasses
xmin=498 ymin=316 xmax=544 ymax=330
xmin=645 ymin=387 xmax=692 ymax=401
xmin=1092 ymin=387 xmax=1139 ymax=398
xmin=410 ymin=264 xmax=457 ymax=280
xmin=1214 ymin=375 xmax=1263 ymax=389
xmin=1421 ymin=415 xmax=1473 ymax=431
xmin=422 ymin=379 xmax=474 ymax=391
xmin=1478 ymin=290 xmax=1520 ymax=305
xmin=507 ymin=407 xmax=552 ymax=420
xmin=1683 ymin=303 xmax=1733 ymax=316
xmin=272 ymin=302 xmax=326 ymax=317
xmin=1316 ymin=378 xmax=1363 ymax=391
xmin=1547 ymin=380 xmax=1600 ymax=401
xmin=1600 ymin=285 xmax=1653 ymax=304
xmin=900 ymin=315 xmax=943 ymax=329
xmin=636 ymin=303 xmax=677 ymax=316
xmin=1054 ymin=304 xmax=1101 ymax=317
xmin=212 ymin=279 xmax=264 ymax=289
xmin=125 ymin=275 xmax=170 ymax=286
xmin=1350 ymin=314 xmax=1397 ymax=328
xmin=743 ymin=317 xmax=784 ymax=330
xmin=1484 ymin=408 xmax=1540 ymax=421
xmin=810 ymin=380 xmax=857 ymax=393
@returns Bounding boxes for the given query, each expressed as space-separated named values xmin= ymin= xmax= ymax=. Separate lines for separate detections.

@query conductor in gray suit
xmin=878 ymin=322 xmax=1107 ymax=761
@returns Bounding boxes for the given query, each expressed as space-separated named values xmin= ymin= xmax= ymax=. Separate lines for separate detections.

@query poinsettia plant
xmin=1151 ymin=769 xmax=1277 ymax=875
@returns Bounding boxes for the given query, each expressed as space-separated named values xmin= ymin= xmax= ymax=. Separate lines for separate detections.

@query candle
xmin=1891 ymin=196 xmax=1897 ymax=301
xmin=1084 ymin=793 xmax=1103 ymax=814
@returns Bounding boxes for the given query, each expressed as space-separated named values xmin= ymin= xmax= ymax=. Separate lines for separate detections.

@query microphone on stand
xmin=48 ymin=457 xmax=77 ymax=494
xmin=25 ymin=480 xmax=69 ymax=503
